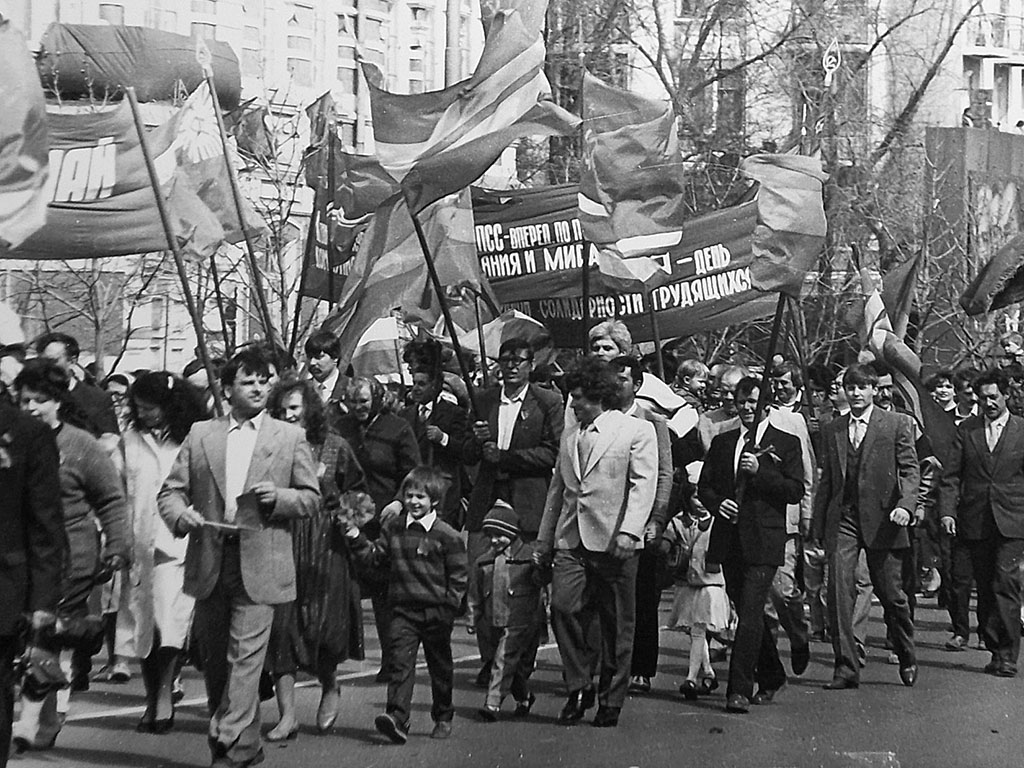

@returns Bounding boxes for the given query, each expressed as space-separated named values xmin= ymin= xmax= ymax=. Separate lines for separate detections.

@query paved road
xmin=8 ymin=594 xmax=1023 ymax=768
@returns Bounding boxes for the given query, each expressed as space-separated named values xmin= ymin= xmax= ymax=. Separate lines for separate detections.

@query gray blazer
xmin=158 ymin=414 xmax=320 ymax=604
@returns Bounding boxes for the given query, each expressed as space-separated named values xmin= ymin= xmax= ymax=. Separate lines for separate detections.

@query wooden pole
xmin=202 ymin=75 xmax=279 ymax=348
xmin=288 ymin=185 xmax=319 ymax=356
xmin=326 ymin=126 xmax=337 ymax=307
xmin=402 ymin=192 xmax=481 ymax=419
xmin=126 ymin=87 xmax=223 ymax=416
xmin=643 ymin=286 xmax=666 ymax=381
xmin=208 ymin=252 xmax=234 ymax=356
xmin=473 ymin=291 xmax=489 ymax=387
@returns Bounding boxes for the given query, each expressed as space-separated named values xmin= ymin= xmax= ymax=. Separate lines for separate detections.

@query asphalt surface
xmin=8 ymin=593 xmax=1024 ymax=768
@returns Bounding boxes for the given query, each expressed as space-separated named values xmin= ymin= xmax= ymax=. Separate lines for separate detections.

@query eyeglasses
xmin=497 ymin=356 xmax=531 ymax=367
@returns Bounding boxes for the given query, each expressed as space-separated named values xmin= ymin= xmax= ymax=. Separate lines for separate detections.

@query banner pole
xmin=208 ymin=252 xmax=234 ymax=356
xmin=289 ymin=186 xmax=319 ymax=357
xmin=126 ymin=87 xmax=223 ymax=416
xmin=326 ymin=127 xmax=337 ymax=308
xmin=402 ymin=192 xmax=481 ymax=419
xmin=581 ymin=246 xmax=591 ymax=352
xmin=643 ymin=286 xmax=666 ymax=381
xmin=473 ymin=291 xmax=489 ymax=387
xmin=199 ymin=69 xmax=279 ymax=348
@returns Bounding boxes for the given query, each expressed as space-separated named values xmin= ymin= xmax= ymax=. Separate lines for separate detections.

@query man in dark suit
xmin=699 ymin=377 xmax=804 ymax=713
xmin=159 ymin=349 xmax=320 ymax=768
xmin=813 ymin=363 xmax=920 ymax=690
xmin=464 ymin=337 xmax=563 ymax=684
xmin=400 ymin=367 xmax=468 ymax=528
xmin=304 ymin=330 xmax=348 ymax=431
xmin=0 ymin=401 xmax=66 ymax=768
xmin=939 ymin=368 xmax=1024 ymax=677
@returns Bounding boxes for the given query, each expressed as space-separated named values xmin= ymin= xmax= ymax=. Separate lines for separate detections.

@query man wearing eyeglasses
xmin=463 ymin=338 xmax=564 ymax=687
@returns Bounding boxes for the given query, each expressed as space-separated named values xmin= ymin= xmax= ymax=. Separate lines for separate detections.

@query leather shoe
xmin=791 ymin=645 xmax=810 ymax=677
xmin=994 ymin=663 xmax=1017 ymax=678
xmin=580 ymin=684 xmax=596 ymax=710
xmin=822 ymin=677 xmax=859 ymax=690
xmin=513 ymin=693 xmax=536 ymax=717
xmin=374 ymin=713 xmax=408 ymax=745
xmin=752 ymin=681 xmax=785 ymax=705
xmin=899 ymin=664 xmax=918 ymax=687
xmin=984 ymin=658 xmax=1001 ymax=674
xmin=679 ymin=679 xmax=699 ymax=701
xmin=477 ymin=706 xmax=499 ymax=722
xmin=724 ymin=694 xmax=750 ymax=713
xmin=212 ymin=748 xmax=265 ymax=768
xmin=591 ymin=705 xmax=620 ymax=727
xmin=557 ymin=690 xmax=588 ymax=724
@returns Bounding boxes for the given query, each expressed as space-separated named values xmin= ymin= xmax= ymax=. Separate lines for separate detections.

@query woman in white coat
xmin=118 ymin=372 xmax=208 ymax=734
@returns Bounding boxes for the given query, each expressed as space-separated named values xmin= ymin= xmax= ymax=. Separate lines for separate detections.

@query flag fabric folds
xmin=321 ymin=190 xmax=489 ymax=363
xmin=959 ymin=232 xmax=1024 ymax=316
xmin=362 ymin=1 xmax=578 ymax=212
xmin=578 ymin=71 xmax=686 ymax=292
xmin=152 ymin=81 xmax=266 ymax=246
xmin=741 ymin=153 xmax=827 ymax=296
xmin=861 ymin=267 xmax=955 ymax=466
xmin=0 ymin=19 xmax=51 ymax=250
xmin=881 ymin=251 xmax=921 ymax=339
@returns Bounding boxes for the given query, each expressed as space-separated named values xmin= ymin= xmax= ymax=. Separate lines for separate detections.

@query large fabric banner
xmin=472 ymin=184 xmax=776 ymax=345
xmin=5 ymin=103 xmax=175 ymax=260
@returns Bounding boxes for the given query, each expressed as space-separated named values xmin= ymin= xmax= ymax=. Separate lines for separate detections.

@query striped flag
xmin=0 ymin=19 xmax=50 ymax=250
xmin=362 ymin=1 xmax=578 ymax=212
xmin=861 ymin=266 xmax=955 ymax=465
xmin=578 ymin=71 xmax=685 ymax=291
xmin=321 ymin=190 xmax=489 ymax=363
xmin=742 ymin=154 xmax=827 ymax=296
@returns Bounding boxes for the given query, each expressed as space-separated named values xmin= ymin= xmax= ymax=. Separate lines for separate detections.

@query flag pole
xmin=288 ymin=182 xmax=319 ymax=356
xmin=126 ymin=87 xmax=224 ymax=416
xmin=208 ymin=251 xmax=235 ymax=356
xmin=473 ymin=289 xmax=489 ymax=387
xmin=326 ymin=126 xmax=337 ymax=308
xmin=196 ymin=43 xmax=279 ymax=348
xmin=402 ymin=192 xmax=481 ymax=419
xmin=643 ymin=286 xmax=666 ymax=381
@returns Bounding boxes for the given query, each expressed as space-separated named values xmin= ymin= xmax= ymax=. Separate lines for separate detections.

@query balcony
xmin=963 ymin=13 xmax=1024 ymax=57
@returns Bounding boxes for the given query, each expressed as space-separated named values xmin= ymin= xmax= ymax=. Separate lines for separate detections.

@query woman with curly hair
xmin=264 ymin=376 xmax=367 ymax=739
xmin=119 ymin=371 xmax=208 ymax=734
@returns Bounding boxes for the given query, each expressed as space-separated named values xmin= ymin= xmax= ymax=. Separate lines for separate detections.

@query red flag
xmin=579 ymin=72 xmax=685 ymax=291
xmin=741 ymin=154 xmax=827 ymax=296
xmin=0 ymin=19 xmax=50 ymax=249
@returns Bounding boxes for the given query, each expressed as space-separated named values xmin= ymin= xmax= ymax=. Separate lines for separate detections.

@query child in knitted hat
xmin=470 ymin=500 xmax=548 ymax=721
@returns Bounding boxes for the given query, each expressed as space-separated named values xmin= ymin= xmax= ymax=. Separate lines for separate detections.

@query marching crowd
xmin=0 ymin=320 xmax=1022 ymax=768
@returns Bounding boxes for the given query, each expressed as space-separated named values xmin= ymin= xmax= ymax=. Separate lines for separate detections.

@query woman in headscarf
xmin=334 ymin=377 xmax=420 ymax=682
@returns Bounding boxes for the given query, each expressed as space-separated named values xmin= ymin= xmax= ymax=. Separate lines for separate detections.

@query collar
xmin=585 ymin=409 xmax=615 ymax=433
xmin=407 ymin=510 xmax=437 ymax=531
xmin=986 ymin=410 xmax=1010 ymax=430
xmin=738 ymin=418 xmax=769 ymax=444
xmin=623 ymin=401 xmax=640 ymax=418
xmin=318 ymin=368 xmax=340 ymax=395
xmin=500 ymin=383 xmax=529 ymax=405
xmin=229 ymin=410 xmax=266 ymax=432
xmin=850 ymin=404 xmax=874 ymax=424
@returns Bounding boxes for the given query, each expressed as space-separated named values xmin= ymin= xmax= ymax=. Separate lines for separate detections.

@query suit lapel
xmin=508 ymin=388 xmax=535 ymax=448
xmin=722 ymin=429 xmax=739 ymax=493
xmin=969 ymin=420 xmax=993 ymax=469
xmin=834 ymin=414 xmax=850 ymax=479
xmin=583 ymin=415 xmax=617 ymax=478
xmin=569 ymin=425 xmax=582 ymax=480
xmin=990 ymin=415 xmax=1016 ymax=468
xmin=858 ymin=409 xmax=881 ymax=477
xmin=201 ymin=417 xmax=230 ymax=503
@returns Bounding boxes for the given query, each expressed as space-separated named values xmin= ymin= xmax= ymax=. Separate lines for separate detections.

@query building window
xmin=362 ymin=47 xmax=385 ymax=66
xmin=191 ymin=22 xmax=217 ymax=40
xmin=410 ymin=6 xmax=431 ymax=26
xmin=242 ymin=49 xmax=261 ymax=76
xmin=363 ymin=17 xmax=385 ymax=41
xmin=287 ymin=2 xmax=314 ymax=29
xmin=287 ymin=35 xmax=312 ymax=52
xmin=244 ymin=25 xmax=260 ymax=45
xmin=337 ymin=66 xmax=359 ymax=94
xmin=409 ymin=80 xmax=424 ymax=94
xmin=287 ymin=58 xmax=312 ymax=85
xmin=338 ymin=44 xmax=356 ymax=63
xmin=191 ymin=0 xmax=217 ymax=13
xmin=409 ymin=57 xmax=423 ymax=73
xmin=340 ymin=121 xmax=356 ymax=147
xmin=98 ymin=3 xmax=125 ymax=24
xmin=337 ymin=13 xmax=358 ymax=37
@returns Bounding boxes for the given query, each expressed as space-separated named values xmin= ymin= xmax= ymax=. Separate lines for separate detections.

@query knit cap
xmin=482 ymin=500 xmax=519 ymax=539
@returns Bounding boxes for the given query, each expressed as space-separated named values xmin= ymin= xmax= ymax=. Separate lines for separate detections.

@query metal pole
xmin=202 ymin=75 xmax=279 ymax=348
xmin=126 ymin=87 xmax=223 ymax=416
xmin=402 ymin=191 xmax=481 ymax=419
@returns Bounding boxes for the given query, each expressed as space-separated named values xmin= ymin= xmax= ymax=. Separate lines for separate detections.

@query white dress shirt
xmin=848 ymin=405 xmax=874 ymax=450
xmin=497 ymin=384 xmax=529 ymax=451
xmin=316 ymin=369 xmax=340 ymax=403
xmin=407 ymin=510 xmax=437 ymax=531
xmin=224 ymin=410 xmax=264 ymax=523
xmin=986 ymin=409 xmax=1010 ymax=451
xmin=734 ymin=418 xmax=770 ymax=473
